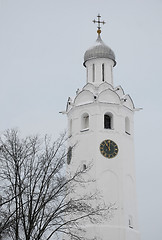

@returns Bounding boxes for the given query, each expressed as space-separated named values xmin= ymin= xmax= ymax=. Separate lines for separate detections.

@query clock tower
xmin=65 ymin=15 xmax=140 ymax=240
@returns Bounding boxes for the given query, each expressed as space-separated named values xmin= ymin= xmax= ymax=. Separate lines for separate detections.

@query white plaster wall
xmin=66 ymin=86 xmax=140 ymax=240
xmin=85 ymin=58 xmax=114 ymax=85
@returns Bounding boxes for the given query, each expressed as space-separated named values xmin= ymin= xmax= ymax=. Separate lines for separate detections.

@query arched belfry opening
xmin=104 ymin=113 xmax=113 ymax=129
xmin=81 ymin=113 xmax=89 ymax=130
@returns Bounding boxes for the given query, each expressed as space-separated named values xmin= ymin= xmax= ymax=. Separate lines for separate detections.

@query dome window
xmin=104 ymin=113 xmax=113 ymax=129
xmin=93 ymin=64 xmax=95 ymax=82
xmin=102 ymin=63 xmax=105 ymax=81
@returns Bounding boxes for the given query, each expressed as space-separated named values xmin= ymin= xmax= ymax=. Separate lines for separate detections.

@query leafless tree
xmin=0 ymin=129 xmax=115 ymax=240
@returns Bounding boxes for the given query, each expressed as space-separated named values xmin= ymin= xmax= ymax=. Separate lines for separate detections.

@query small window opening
xmin=81 ymin=113 xmax=89 ymax=130
xmin=104 ymin=114 xmax=112 ymax=129
xmin=129 ymin=215 xmax=133 ymax=229
xmin=125 ymin=117 xmax=130 ymax=135
xmin=102 ymin=64 xmax=105 ymax=81
xmin=67 ymin=146 xmax=72 ymax=165
xmin=84 ymin=115 xmax=89 ymax=128
xmin=83 ymin=164 xmax=86 ymax=170
xmin=93 ymin=64 xmax=95 ymax=82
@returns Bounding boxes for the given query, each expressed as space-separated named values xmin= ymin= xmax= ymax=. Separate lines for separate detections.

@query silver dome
xmin=83 ymin=35 xmax=116 ymax=67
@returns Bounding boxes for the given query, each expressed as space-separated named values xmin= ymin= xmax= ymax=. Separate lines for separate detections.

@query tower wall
xmin=85 ymin=58 xmax=114 ymax=85
xmin=65 ymin=26 xmax=140 ymax=240
xmin=67 ymin=95 xmax=140 ymax=240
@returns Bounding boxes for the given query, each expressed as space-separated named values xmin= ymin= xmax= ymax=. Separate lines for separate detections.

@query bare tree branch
xmin=0 ymin=129 xmax=116 ymax=240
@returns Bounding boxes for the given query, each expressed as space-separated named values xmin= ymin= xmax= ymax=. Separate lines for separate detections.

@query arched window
xmin=69 ymin=119 xmax=72 ymax=137
xmin=81 ymin=113 xmax=89 ymax=130
xmin=125 ymin=117 xmax=130 ymax=135
xmin=104 ymin=113 xmax=113 ymax=129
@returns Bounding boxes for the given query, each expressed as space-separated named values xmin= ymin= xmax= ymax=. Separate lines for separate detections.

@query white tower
xmin=65 ymin=15 xmax=140 ymax=240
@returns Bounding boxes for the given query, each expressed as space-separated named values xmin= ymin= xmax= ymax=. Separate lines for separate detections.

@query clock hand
xmin=105 ymin=141 xmax=110 ymax=151
xmin=108 ymin=141 xmax=111 ymax=151
xmin=105 ymin=142 xmax=109 ymax=149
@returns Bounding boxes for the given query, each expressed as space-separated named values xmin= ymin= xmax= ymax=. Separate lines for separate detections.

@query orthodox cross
xmin=93 ymin=14 xmax=106 ymax=35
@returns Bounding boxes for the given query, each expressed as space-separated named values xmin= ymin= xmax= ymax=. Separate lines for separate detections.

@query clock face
xmin=100 ymin=139 xmax=118 ymax=159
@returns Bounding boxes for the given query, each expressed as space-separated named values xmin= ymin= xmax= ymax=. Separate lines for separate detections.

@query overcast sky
xmin=0 ymin=0 xmax=162 ymax=239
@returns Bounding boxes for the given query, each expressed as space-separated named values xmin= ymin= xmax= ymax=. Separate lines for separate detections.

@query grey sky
xmin=0 ymin=0 xmax=162 ymax=239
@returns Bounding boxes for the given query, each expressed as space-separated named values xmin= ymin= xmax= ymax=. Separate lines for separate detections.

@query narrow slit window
xmin=104 ymin=114 xmax=112 ymax=129
xmin=102 ymin=64 xmax=104 ymax=82
xmin=93 ymin=64 xmax=95 ymax=82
